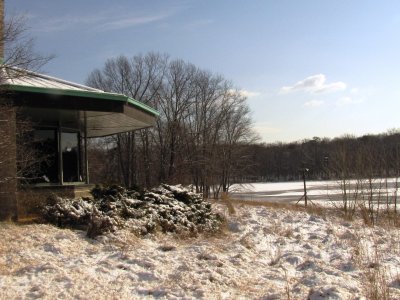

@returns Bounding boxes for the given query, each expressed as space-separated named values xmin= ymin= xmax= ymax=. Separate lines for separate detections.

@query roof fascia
xmin=4 ymin=84 xmax=159 ymax=116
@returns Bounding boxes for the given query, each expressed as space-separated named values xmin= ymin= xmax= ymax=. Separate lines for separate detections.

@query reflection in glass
xmin=33 ymin=129 xmax=58 ymax=183
xmin=23 ymin=129 xmax=82 ymax=184
xmin=61 ymin=132 xmax=79 ymax=182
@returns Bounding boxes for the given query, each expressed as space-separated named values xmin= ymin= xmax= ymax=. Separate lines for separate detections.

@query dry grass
xmin=213 ymin=195 xmax=400 ymax=232
xmin=108 ymin=230 xmax=143 ymax=256
xmin=219 ymin=192 xmax=236 ymax=215
xmin=268 ymin=247 xmax=282 ymax=266
xmin=281 ymin=226 xmax=294 ymax=238
xmin=359 ymin=204 xmax=374 ymax=227
xmin=0 ymin=223 xmax=48 ymax=276
xmin=347 ymin=228 xmax=393 ymax=299
xmin=239 ymin=233 xmax=254 ymax=250
xmin=213 ymin=193 xmax=399 ymax=299
xmin=0 ymin=232 xmax=9 ymax=275
xmin=231 ymin=276 xmax=280 ymax=300
xmin=215 ymin=197 xmax=328 ymax=215
xmin=364 ymin=265 xmax=391 ymax=300
xmin=283 ymin=268 xmax=292 ymax=300
xmin=217 ymin=198 xmax=293 ymax=209
xmin=3 ymin=191 xmax=399 ymax=298
xmin=262 ymin=218 xmax=294 ymax=239
xmin=349 ymin=233 xmax=365 ymax=267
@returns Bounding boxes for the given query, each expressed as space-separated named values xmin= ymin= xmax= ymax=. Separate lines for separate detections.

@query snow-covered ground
xmin=231 ymin=180 xmax=336 ymax=193
xmin=1 ymin=203 xmax=400 ymax=299
xmin=231 ymin=178 xmax=400 ymax=204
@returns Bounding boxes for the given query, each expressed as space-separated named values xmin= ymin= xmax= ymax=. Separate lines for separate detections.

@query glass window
xmin=61 ymin=132 xmax=80 ymax=182
xmin=33 ymin=129 xmax=58 ymax=183
xmin=22 ymin=128 xmax=83 ymax=185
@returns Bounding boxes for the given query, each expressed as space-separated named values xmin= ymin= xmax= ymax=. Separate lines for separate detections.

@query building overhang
xmin=1 ymin=67 xmax=159 ymax=137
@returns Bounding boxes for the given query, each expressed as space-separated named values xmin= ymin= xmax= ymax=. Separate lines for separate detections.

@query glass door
xmin=61 ymin=131 xmax=80 ymax=182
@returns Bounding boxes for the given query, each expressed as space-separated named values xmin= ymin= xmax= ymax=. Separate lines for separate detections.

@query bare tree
xmin=87 ymin=54 xmax=257 ymax=193
xmin=216 ymin=90 xmax=258 ymax=195
xmin=86 ymin=53 xmax=167 ymax=187
xmin=0 ymin=11 xmax=53 ymax=180
xmin=2 ymin=15 xmax=53 ymax=76
xmin=184 ymin=70 xmax=227 ymax=194
xmin=155 ymin=59 xmax=197 ymax=182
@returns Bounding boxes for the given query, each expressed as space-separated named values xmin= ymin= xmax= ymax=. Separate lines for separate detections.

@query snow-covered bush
xmin=41 ymin=184 xmax=224 ymax=237
xmin=42 ymin=197 xmax=93 ymax=228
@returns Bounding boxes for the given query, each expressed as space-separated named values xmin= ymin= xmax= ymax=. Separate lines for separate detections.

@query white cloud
xmin=238 ymin=89 xmax=261 ymax=98
xmin=280 ymin=74 xmax=346 ymax=94
xmin=31 ymin=7 xmax=180 ymax=33
xmin=253 ymin=122 xmax=281 ymax=135
xmin=31 ymin=13 xmax=106 ymax=33
xmin=336 ymin=96 xmax=363 ymax=106
xmin=304 ymin=100 xmax=324 ymax=107
xmin=98 ymin=12 xmax=173 ymax=31
xmin=228 ymin=89 xmax=261 ymax=98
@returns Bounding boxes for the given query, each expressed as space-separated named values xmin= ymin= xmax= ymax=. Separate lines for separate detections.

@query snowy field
xmin=230 ymin=181 xmax=336 ymax=203
xmin=230 ymin=178 xmax=400 ymax=204
xmin=1 ymin=203 xmax=400 ymax=299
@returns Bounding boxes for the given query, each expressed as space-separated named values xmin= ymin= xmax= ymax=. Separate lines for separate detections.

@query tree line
xmin=248 ymin=131 xmax=400 ymax=183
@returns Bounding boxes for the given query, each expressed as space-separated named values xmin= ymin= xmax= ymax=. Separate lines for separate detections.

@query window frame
xmin=21 ymin=125 xmax=85 ymax=186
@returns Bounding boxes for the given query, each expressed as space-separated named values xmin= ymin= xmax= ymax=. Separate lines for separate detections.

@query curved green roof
xmin=1 ymin=66 xmax=159 ymax=117
xmin=5 ymin=83 xmax=159 ymax=116
xmin=1 ymin=66 xmax=159 ymax=137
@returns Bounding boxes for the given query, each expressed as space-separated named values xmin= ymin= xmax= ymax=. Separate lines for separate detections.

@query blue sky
xmin=6 ymin=0 xmax=400 ymax=143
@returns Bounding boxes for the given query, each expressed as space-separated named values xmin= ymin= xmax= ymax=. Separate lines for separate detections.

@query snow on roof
xmin=1 ymin=66 xmax=105 ymax=93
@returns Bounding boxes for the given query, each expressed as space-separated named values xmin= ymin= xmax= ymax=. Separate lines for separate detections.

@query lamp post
xmin=302 ymin=167 xmax=309 ymax=207
xmin=296 ymin=164 xmax=310 ymax=207
xmin=324 ymin=155 xmax=329 ymax=179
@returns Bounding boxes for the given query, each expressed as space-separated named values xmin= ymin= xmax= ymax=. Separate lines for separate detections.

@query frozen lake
xmin=230 ymin=178 xmax=400 ymax=203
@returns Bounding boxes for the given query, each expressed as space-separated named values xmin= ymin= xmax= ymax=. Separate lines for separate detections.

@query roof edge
xmin=2 ymin=65 xmax=104 ymax=93
xmin=4 ymin=84 xmax=159 ymax=116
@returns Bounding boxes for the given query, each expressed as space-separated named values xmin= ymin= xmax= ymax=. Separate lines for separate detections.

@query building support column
xmin=57 ymin=121 xmax=64 ymax=185
xmin=84 ymin=112 xmax=89 ymax=184
xmin=0 ymin=105 xmax=17 ymax=221
xmin=0 ymin=0 xmax=4 ymax=62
